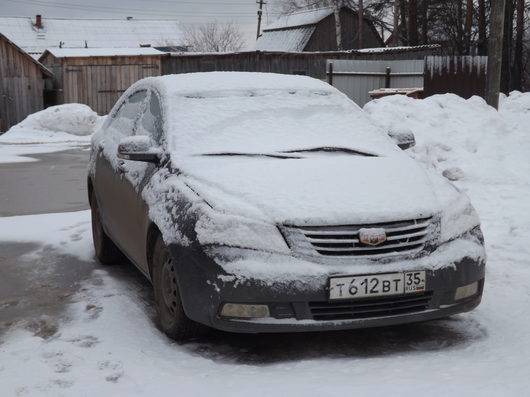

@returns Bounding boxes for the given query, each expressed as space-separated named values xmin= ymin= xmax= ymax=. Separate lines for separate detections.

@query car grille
xmin=309 ymin=292 xmax=433 ymax=321
xmin=283 ymin=217 xmax=433 ymax=258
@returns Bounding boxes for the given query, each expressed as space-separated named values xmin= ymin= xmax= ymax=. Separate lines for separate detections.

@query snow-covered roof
xmin=0 ymin=32 xmax=52 ymax=76
xmin=263 ymin=7 xmax=335 ymax=31
xmin=357 ymin=44 xmax=441 ymax=54
xmin=42 ymin=47 xmax=165 ymax=59
xmin=0 ymin=16 xmax=184 ymax=57
xmin=255 ymin=26 xmax=315 ymax=52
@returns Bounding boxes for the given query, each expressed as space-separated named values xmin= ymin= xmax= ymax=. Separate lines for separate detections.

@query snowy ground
xmin=1 ymin=93 xmax=530 ymax=396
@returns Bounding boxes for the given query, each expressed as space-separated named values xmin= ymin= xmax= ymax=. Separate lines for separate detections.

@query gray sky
xmin=0 ymin=0 xmax=284 ymax=49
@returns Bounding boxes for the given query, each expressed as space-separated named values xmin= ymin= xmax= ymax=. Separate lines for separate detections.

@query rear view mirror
xmin=117 ymin=136 xmax=160 ymax=163
xmin=387 ymin=129 xmax=416 ymax=150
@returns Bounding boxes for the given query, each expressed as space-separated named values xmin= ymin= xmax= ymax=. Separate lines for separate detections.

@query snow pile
xmin=364 ymin=92 xmax=530 ymax=184
xmin=0 ymin=104 xmax=104 ymax=144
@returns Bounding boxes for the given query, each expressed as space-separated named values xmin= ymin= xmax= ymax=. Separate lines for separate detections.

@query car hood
xmin=179 ymin=154 xmax=456 ymax=225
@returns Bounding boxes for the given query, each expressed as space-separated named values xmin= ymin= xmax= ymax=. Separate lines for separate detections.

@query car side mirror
xmin=387 ymin=129 xmax=416 ymax=150
xmin=117 ymin=136 xmax=160 ymax=163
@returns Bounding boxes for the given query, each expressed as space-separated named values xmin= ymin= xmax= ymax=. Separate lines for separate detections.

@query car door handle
xmin=117 ymin=159 xmax=128 ymax=173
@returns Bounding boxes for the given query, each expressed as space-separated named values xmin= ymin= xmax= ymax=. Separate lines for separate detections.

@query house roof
xmin=0 ymin=16 xmax=184 ymax=58
xmin=255 ymin=26 xmax=315 ymax=52
xmin=0 ymin=32 xmax=52 ymax=77
xmin=263 ymin=7 xmax=336 ymax=31
xmin=41 ymin=47 xmax=166 ymax=59
xmin=256 ymin=6 xmax=382 ymax=52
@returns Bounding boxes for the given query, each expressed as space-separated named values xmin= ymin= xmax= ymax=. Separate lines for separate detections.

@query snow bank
xmin=0 ymin=104 xmax=104 ymax=144
xmin=364 ymin=92 xmax=530 ymax=185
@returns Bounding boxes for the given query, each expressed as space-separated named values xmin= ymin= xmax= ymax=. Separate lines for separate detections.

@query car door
xmin=125 ymin=90 xmax=166 ymax=272
xmin=93 ymin=90 xmax=148 ymax=263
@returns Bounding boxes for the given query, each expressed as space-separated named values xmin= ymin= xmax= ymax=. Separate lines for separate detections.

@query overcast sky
xmin=0 ymin=0 xmax=284 ymax=49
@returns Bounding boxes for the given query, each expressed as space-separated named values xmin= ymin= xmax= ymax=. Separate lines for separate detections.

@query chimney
xmin=126 ymin=16 xmax=133 ymax=20
xmin=35 ymin=14 xmax=42 ymax=29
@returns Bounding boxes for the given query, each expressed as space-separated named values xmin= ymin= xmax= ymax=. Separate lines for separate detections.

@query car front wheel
xmin=151 ymin=233 xmax=204 ymax=340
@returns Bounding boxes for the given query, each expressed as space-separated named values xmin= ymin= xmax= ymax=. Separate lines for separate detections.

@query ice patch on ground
xmin=0 ymin=211 xmax=93 ymax=261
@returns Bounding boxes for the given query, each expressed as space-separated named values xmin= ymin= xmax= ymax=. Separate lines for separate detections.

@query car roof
xmin=130 ymin=72 xmax=336 ymax=98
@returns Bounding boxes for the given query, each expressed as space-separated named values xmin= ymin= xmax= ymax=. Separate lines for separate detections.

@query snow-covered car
xmin=88 ymin=72 xmax=486 ymax=340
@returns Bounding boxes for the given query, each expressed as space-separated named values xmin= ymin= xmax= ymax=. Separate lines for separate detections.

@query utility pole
xmin=486 ymin=0 xmax=506 ymax=109
xmin=256 ymin=0 xmax=266 ymax=39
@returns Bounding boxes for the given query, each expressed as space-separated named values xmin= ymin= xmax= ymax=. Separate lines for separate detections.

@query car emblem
xmin=358 ymin=228 xmax=387 ymax=246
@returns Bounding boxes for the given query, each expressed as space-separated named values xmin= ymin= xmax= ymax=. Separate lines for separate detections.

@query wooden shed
xmin=256 ymin=6 xmax=384 ymax=52
xmin=39 ymin=48 xmax=165 ymax=115
xmin=0 ymin=33 xmax=52 ymax=132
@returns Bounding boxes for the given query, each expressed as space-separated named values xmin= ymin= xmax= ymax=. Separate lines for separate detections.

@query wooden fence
xmin=424 ymin=56 xmax=488 ymax=99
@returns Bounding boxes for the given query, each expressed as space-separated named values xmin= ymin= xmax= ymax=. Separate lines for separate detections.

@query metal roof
xmin=255 ymin=26 xmax=315 ymax=52
xmin=41 ymin=47 xmax=166 ymax=59
xmin=0 ymin=32 xmax=52 ymax=77
xmin=0 ymin=16 xmax=184 ymax=58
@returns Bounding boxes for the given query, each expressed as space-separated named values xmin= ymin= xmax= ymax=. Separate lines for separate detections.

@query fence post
xmin=385 ymin=67 xmax=391 ymax=88
xmin=327 ymin=62 xmax=333 ymax=85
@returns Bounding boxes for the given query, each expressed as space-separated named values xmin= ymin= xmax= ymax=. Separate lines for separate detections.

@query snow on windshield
xmin=162 ymin=88 xmax=399 ymax=160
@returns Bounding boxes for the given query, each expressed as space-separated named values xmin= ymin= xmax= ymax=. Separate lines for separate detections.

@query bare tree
xmin=393 ymin=0 xmax=400 ymax=46
xmin=184 ymin=22 xmax=245 ymax=52
xmin=464 ymin=0 xmax=473 ymax=54
xmin=512 ymin=0 xmax=525 ymax=90
xmin=477 ymin=0 xmax=487 ymax=55
xmin=408 ymin=0 xmax=419 ymax=45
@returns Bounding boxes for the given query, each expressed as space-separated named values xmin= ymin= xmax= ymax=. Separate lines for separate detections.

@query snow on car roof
xmin=134 ymin=72 xmax=337 ymax=97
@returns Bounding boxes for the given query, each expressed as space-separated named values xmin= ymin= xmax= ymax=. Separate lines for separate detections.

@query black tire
xmin=90 ymin=191 xmax=124 ymax=265
xmin=151 ymin=233 xmax=204 ymax=341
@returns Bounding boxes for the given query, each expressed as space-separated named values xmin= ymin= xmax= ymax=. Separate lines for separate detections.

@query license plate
xmin=329 ymin=271 xmax=426 ymax=300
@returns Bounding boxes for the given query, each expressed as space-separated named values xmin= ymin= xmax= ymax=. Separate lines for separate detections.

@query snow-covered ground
xmin=0 ymin=104 xmax=104 ymax=163
xmin=1 ymin=92 xmax=530 ymax=396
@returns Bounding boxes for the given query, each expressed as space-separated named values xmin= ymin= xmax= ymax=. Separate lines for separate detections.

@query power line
xmin=5 ymin=0 xmax=280 ymax=17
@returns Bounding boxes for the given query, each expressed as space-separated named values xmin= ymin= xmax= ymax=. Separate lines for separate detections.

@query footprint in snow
xmin=67 ymin=335 xmax=99 ymax=348
xmin=98 ymin=360 xmax=124 ymax=383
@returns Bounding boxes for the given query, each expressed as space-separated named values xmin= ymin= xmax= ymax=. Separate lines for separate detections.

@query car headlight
xmin=195 ymin=212 xmax=290 ymax=254
xmin=440 ymin=193 xmax=481 ymax=243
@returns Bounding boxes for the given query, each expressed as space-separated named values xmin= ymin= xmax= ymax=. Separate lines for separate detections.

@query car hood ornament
xmin=358 ymin=228 xmax=387 ymax=246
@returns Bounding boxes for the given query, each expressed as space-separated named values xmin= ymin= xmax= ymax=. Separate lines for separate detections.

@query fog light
xmin=220 ymin=303 xmax=270 ymax=319
xmin=454 ymin=281 xmax=478 ymax=300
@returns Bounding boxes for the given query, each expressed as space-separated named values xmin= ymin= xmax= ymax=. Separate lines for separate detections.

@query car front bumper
xmin=169 ymin=239 xmax=486 ymax=333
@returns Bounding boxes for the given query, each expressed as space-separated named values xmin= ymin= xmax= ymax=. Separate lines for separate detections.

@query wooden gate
xmin=64 ymin=63 xmax=160 ymax=115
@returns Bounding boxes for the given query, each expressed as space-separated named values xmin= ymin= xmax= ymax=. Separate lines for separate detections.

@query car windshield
xmin=165 ymin=90 xmax=399 ymax=159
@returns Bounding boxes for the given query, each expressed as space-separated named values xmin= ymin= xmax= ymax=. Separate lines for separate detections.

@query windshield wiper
xmin=200 ymin=152 xmax=301 ymax=159
xmin=281 ymin=147 xmax=377 ymax=157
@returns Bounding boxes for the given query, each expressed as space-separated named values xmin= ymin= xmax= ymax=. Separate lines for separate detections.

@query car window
xmin=107 ymin=90 xmax=148 ymax=138
xmin=137 ymin=91 xmax=164 ymax=145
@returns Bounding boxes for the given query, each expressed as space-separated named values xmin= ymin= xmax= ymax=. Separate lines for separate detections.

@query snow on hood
xmin=179 ymin=154 xmax=455 ymax=225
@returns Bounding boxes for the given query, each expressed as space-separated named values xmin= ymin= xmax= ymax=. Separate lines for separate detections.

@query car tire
xmin=90 ymin=191 xmax=124 ymax=265
xmin=151 ymin=233 xmax=204 ymax=341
